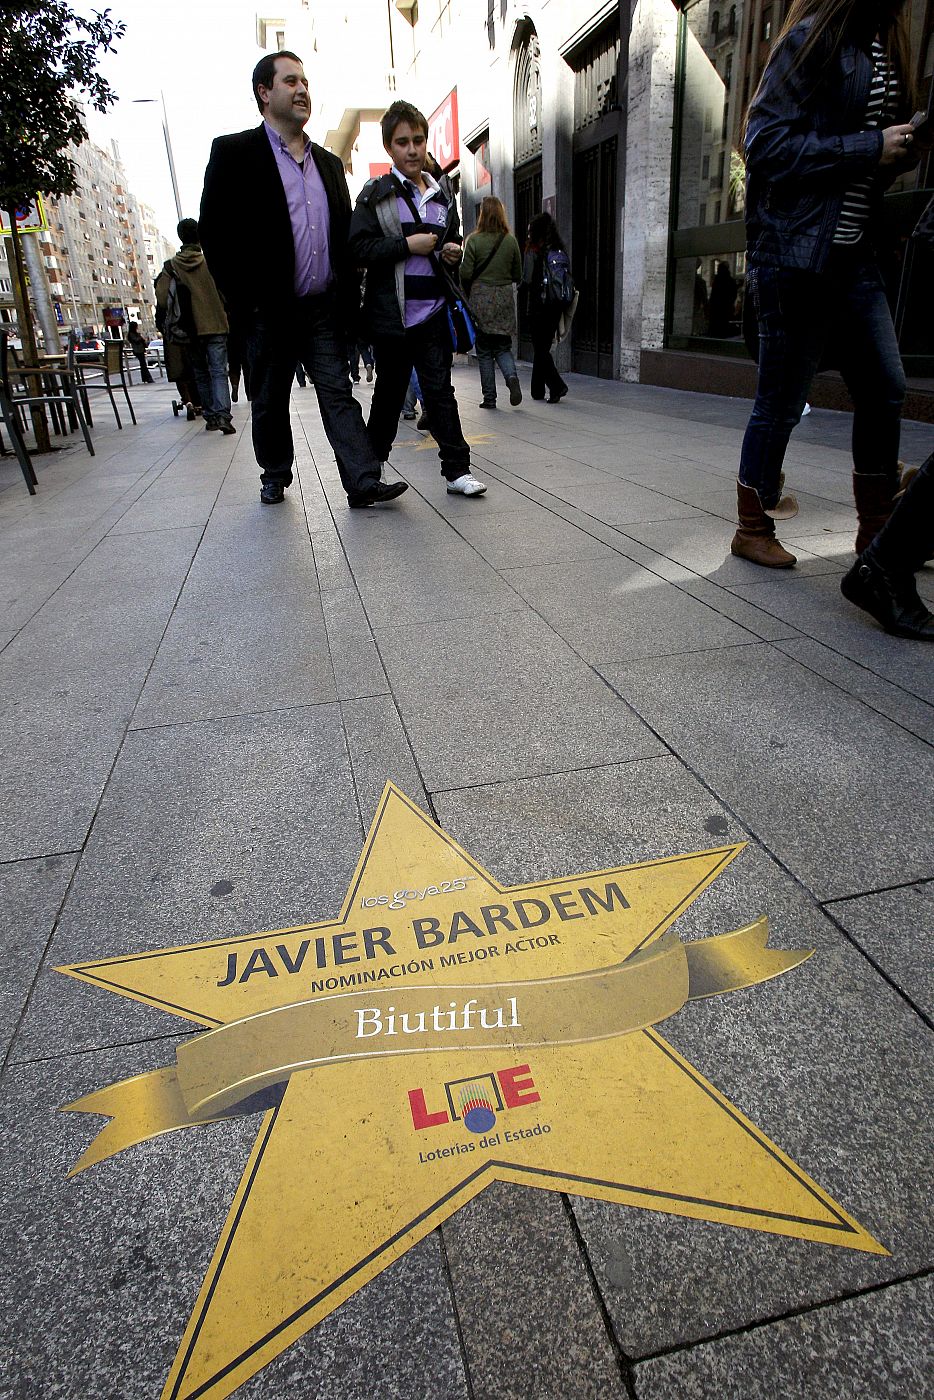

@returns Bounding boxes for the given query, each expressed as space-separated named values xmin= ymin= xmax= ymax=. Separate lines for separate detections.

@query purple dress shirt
xmin=264 ymin=121 xmax=332 ymax=296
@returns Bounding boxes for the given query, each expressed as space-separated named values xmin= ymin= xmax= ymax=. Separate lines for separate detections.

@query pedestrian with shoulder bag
xmin=461 ymin=197 xmax=524 ymax=409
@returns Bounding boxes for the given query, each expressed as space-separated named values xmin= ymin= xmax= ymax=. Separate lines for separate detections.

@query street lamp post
xmin=133 ymin=91 xmax=183 ymax=222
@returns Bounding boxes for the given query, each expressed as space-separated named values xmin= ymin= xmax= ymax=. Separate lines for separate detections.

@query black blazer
xmin=199 ymin=123 xmax=359 ymax=328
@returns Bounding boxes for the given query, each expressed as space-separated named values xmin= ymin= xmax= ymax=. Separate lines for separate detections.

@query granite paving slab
xmin=543 ymin=479 xmax=707 ymax=525
xmin=451 ymin=509 xmax=617 ymax=569
xmin=9 ymin=705 xmax=362 ymax=1061
xmin=378 ymin=610 xmax=665 ymax=790
xmin=604 ymin=643 xmax=934 ymax=901
xmin=131 ymin=586 xmax=336 ymax=727
xmin=433 ymin=763 xmax=933 ymax=1357
xmin=620 ymin=515 xmax=842 ymax=585
xmin=677 ymin=577 xmax=802 ymax=642
xmin=341 ymin=693 xmax=429 ymax=820
xmin=730 ymin=572 xmax=934 ymax=705
xmin=775 ymin=636 xmax=934 ymax=746
xmin=355 ymin=554 xmax=527 ymax=627
xmin=632 ymin=1275 xmax=934 ymax=1399
xmin=828 ymin=881 xmax=934 ymax=1023
xmin=500 ymin=555 xmax=758 ymax=664
xmin=0 ymin=854 xmax=77 ymax=1059
xmin=442 ymin=1184 xmax=625 ymax=1398
xmin=321 ymin=588 xmax=390 ymax=701
xmin=0 ymin=1043 xmax=468 ymax=1400
xmin=0 ymin=708 xmax=129 ymax=864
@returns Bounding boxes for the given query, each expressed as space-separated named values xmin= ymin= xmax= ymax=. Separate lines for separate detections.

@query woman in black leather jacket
xmin=731 ymin=0 xmax=921 ymax=569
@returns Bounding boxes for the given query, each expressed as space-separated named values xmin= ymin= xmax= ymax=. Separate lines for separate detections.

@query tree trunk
xmin=22 ymin=231 xmax=62 ymax=352
xmin=6 ymin=214 xmax=51 ymax=454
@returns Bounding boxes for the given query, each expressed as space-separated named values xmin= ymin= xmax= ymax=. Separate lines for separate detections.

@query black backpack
xmin=541 ymin=249 xmax=576 ymax=308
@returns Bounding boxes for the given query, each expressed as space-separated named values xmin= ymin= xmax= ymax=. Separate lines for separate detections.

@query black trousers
xmin=244 ymin=291 xmax=382 ymax=495
xmin=133 ymin=349 xmax=154 ymax=384
xmin=529 ymin=307 xmax=566 ymax=400
xmin=369 ymin=310 xmax=470 ymax=481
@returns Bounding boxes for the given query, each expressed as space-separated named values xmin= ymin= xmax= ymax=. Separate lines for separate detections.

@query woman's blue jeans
xmin=476 ymin=331 xmax=517 ymax=404
xmin=739 ymin=248 xmax=906 ymax=509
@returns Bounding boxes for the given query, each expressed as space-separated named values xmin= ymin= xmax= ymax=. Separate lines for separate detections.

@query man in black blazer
xmin=199 ymin=51 xmax=407 ymax=508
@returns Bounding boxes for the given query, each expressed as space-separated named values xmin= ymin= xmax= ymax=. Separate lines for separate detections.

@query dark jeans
xmin=476 ymin=331 xmax=517 ymax=403
xmin=739 ymin=248 xmax=906 ymax=509
xmin=529 ymin=308 xmax=566 ymax=400
xmin=350 ymin=342 xmax=374 ymax=377
xmin=245 ymin=292 xmax=382 ymax=495
xmin=187 ymin=334 xmax=232 ymax=426
xmin=369 ymin=310 xmax=470 ymax=481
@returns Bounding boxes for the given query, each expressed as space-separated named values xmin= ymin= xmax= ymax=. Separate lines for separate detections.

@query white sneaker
xmin=446 ymin=473 xmax=487 ymax=496
xmin=801 ymin=402 xmax=812 ymax=416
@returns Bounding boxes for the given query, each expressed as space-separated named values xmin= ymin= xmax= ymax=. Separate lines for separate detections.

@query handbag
xmin=398 ymin=185 xmax=476 ymax=352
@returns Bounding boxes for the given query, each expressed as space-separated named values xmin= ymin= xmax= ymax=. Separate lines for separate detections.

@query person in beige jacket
xmin=155 ymin=218 xmax=235 ymax=434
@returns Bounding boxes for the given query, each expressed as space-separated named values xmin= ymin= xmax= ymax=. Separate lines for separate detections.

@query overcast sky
xmin=76 ymin=0 xmax=266 ymax=242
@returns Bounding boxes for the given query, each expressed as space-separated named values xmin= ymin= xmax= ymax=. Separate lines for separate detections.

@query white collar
xmin=392 ymin=166 xmax=442 ymax=201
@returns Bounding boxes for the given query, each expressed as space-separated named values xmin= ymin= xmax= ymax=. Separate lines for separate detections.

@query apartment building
xmin=0 ymin=134 xmax=165 ymax=342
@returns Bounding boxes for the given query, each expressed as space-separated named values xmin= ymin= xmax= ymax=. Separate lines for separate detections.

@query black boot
xmin=840 ymin=552 xmax=934 ymax=639
xmin=842 ymin=454 xmax=934 ymax=638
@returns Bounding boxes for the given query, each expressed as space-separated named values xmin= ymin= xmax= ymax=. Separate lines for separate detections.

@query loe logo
xmin=409 ymin=1063 xmax=540 ymax=1135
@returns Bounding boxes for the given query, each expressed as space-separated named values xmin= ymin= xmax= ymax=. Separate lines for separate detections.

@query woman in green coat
xmin=460 ymin=196 xmax=523 ymax=409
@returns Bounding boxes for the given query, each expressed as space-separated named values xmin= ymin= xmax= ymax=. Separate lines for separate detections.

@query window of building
xmin=570 ymin=17 xmax=621 ymax=133
xmin=710 ymin=10 xmax=719 ymax=39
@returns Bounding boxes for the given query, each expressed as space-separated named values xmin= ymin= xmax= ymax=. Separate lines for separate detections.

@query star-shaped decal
xmin=413 ymin=431 xmax=495 ymax=450
xmin=59 ymin=784 xmax=884 ymax=1400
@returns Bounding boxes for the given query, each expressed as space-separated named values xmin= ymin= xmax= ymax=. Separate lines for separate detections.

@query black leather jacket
xmin=744 ymin=21 xmax=907 ymax=271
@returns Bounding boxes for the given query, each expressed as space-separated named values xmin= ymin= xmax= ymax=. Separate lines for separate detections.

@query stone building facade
xmin=306 ymin=0 xmax=931 ymax=393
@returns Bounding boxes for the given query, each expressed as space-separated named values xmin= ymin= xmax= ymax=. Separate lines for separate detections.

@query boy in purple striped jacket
xmin=349 ymin=100 xmax=487 ymax=498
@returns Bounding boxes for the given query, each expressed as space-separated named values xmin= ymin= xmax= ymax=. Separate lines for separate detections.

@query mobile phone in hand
xmin=910 ymin=109 xmax=933 ymax=147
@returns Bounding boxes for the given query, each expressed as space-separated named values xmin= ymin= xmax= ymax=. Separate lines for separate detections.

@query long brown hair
xmin=750 ymin=0 xmax=916 ymax=123
xmin=475 ymin=196 xmax=510 ymax=236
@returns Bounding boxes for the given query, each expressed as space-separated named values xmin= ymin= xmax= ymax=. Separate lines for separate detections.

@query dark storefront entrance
xmin=567 ymin=10 xmax=624 ymax=379
xmin=514 ymin=159 xmax=542 ymax=361
xmin=572 ymin=136 xmax=618 ymax=377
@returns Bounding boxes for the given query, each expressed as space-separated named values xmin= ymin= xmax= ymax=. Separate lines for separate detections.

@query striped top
xmin=392 ymin=168 xmax=449 ymax=328
xmin=833 ymin=41 xmax=898 ymax=246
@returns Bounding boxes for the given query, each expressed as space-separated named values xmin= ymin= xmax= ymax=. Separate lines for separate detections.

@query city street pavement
xmin=1 ymin=363 xmax=932 ymax=1400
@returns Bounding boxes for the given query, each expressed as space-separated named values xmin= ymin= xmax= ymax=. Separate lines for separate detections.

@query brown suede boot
xmin=853 ymin=470 xmax=900 ymax=555
xmin=731 ymin=482 xmax=797 ymax=568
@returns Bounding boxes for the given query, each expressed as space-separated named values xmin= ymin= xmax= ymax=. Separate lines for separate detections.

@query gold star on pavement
xmin=413 ymin=431 xmax=495 ymax=450
xmin=59 ymin=785 xmax=884 ymax=1400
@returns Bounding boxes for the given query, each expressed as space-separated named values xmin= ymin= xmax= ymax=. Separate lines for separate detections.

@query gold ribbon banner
xmin=64 ymin=918 xmax=811 ymax=1175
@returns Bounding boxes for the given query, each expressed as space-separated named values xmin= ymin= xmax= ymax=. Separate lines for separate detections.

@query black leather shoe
xmin=547 ymin=389 xmax=568 ymax=403
xmin=348 ymin=480 xmax=409 ymax=508
xmin=841 ymin=552 xmax=934 ymax=639
xmin=260 ymin=482 xmax=286 ymax=505
xmin=416 ymin=412 xmax=429 ymax=430
xmin=220 ymin=422 xmax=236 ymax=435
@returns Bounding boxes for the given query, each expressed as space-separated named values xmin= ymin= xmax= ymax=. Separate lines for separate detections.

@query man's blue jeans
xmin=739 ymin=249 xmax=906 ymax=509
xmin=475 ymin=331 xmax=517 ymax=404
xmin=188 ymin=334 xmax=232 ymax=426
